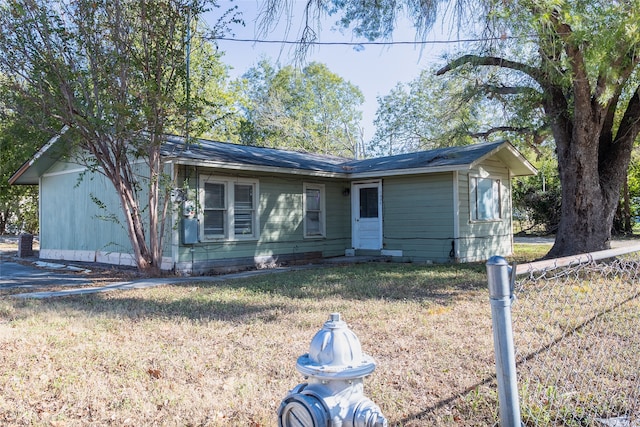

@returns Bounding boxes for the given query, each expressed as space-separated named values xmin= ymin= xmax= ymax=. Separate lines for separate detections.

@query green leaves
xmin=0 ymin=0 xmax=244 ymax=271
xmin=0 ymin=101 xmax=44 ymax=233
xmin=241 ymin=60 xmax=364 ymax=158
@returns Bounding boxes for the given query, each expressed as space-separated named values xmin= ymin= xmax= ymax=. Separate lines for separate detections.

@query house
xmin=10 ymin=136 xmax=537 ymax=273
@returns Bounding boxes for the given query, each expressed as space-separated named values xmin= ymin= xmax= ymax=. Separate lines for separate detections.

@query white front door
xmin=352 ymin=182 xmax=382 ymax=250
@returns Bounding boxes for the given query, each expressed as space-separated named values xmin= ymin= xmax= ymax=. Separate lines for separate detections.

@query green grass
xmin=509 ymin=243 xmax=552 ymax=263
xmin=0 ymin=243 xmax=559 ymax=426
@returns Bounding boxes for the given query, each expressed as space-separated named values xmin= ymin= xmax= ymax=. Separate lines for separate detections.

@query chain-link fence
xmin=497 ymin=245 xmax=640 ymax=426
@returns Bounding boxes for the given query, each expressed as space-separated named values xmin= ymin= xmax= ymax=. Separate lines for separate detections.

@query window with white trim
xmin=303 ymin=183 xmax=325 ymax=237
xmin=199 ymin=176 xmax=258 ymax=240
xmin=470 ymin=176 xmax=502 ymax=221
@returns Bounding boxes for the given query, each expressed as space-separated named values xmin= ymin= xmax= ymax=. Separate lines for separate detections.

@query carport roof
xmin=10 ymin=135 xmax=537 ymax=184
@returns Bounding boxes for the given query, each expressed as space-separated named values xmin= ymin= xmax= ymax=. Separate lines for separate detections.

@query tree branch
xmin=598 ymin=86 xmax=640 ymax=206
xmin=469 ymin=126 xmax=540 ymax=139
xmin=547 ymin=9 xmax=595 ymax=127
xmin=598 ymin=51 xmax=639 ymax=137
xmin=480 ymin=85 xmax=534 ymax=96
xmin=614 ymin=86 xmax=640 ymax=147
xmin=436 ymin=55 xmax=543 ymax=85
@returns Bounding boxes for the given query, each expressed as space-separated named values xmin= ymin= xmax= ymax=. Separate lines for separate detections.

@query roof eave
xmin=469 ymin=141 xmax=538 ymax=177
xmin=350 ymin=164 xmax=470 ymax=179
xmin=171 ymin=158 xmax=350 ymax=179
xmin=9 ymin=129 xmax=68 ymax=185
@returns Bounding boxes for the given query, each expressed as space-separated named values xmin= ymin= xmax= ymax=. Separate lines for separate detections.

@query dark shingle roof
xmin=161 ymin=135 xmax=351 ymax=174
xmin=342 ymin=142 xmax=505 ymax=173
xmin=11 ymin=135 xmax=535 ymax=185
xmin=162 ymin=136 xmax=513 ymax=175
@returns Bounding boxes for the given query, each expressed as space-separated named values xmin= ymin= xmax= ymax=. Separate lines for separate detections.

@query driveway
xmin=0 ymin=252 xmax=380 ymax=299
xmin=0 ymin=254 xmax=184 ymax=298
xmin=0 ymin=260 xmax=93 ymax=291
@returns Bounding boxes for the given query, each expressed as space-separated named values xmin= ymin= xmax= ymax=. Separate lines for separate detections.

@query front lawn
xmin=0 ymin=244 xmax=549 ymax=426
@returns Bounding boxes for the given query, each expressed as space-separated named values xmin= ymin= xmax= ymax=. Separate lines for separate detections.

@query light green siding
xmin=457 ymin=159 xmax=514 ymax=262
xmin=175 ymin=167 xmax=351 ymax=273
xmin=40 ymin=165 xmax=133 ymax=255
xmin=380 ymin=173 xmax=456 ymax=263
xmin=36 ymin=151 xmax=518 ymax=271
xmin=40 ymin=159 xmax=174 ymax=266
xmin=378 ymin=161 xmax=515 ymax=264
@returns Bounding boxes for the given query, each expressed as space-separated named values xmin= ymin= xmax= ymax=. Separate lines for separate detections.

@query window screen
xmin=234 ymin=184 xmax=254 ymax=235
xmin=471 ymin=177 xmax=501 ymax=221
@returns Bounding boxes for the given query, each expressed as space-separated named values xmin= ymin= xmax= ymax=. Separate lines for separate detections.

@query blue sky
xmin=208 ymin=0 xmax=455 ymax=141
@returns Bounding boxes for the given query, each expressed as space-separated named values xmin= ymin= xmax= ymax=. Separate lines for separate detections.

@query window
xmin=199 ymin=176 xmax=258 ymax=240
xmin=470 ymin=176 xmax=501 ymax=221
xmin=359 ymin=187 xmax=379 ymax=218
xmin=304 ymin=183 xmax=325 ymax=237
xmin=234 ymin=184 xmax=254 ymax=236
xmin=203 ymin=182 xmax=226 ymax=237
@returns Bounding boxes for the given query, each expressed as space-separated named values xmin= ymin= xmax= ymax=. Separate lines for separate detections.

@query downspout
xmin=452 ymin=171 xmax=460 ymax=262
xmin=508 ymin=170 xmax=514 ymax=256
xmin=38 ymin=176 xmax=43 ymax=260
xmin=170 ymin=161 xmax=179 ymax=272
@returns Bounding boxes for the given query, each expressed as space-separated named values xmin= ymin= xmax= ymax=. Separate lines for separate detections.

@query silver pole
xmin=486 ymin=255 xmax=522 ymax=427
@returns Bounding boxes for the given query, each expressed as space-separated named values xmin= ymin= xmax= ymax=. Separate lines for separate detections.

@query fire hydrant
xmin=278 ymin=313 xmax=388 ymax=427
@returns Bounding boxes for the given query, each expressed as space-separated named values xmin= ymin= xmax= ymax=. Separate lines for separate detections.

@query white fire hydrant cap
xmin=296 ymin=313 xmax=376 ymax=380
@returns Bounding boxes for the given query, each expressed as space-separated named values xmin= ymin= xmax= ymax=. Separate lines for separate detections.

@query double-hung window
xmin=303 ymin=183 xmax=325 ymax=237
xmin=199 ymin=176 xmax=258 ymax=240
xmin=470 ymin=176 xmax=501 ymax=221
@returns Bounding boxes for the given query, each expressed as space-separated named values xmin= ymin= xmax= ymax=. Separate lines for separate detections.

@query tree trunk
xmin=546 ymin=87 xmax=639 ymax=258
xmin=623 ymin=177 xmax=632 ymax=234
xmin=147 ymin=143 xmax=164 ymax=277
xmin=548 ymin=127 xmax=614 ymax=257
xmin=0 ymin=209 xmax=8 ymax=234
xmin=115 ymin=178 xmax=152 ymax=271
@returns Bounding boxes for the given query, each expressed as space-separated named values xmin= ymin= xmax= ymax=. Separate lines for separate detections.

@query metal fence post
xmin=486 ymin=255 xmax=522 ymax=427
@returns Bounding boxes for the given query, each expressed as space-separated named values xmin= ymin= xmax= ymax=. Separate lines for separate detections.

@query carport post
xmin=486 ymin=256 xmax=522 ymax=427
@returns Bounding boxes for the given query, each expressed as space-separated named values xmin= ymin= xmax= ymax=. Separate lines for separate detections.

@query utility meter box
xmin=181 ymin=218 xmax=198 ymax=245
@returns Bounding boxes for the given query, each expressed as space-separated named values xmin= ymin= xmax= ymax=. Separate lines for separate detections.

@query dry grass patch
xmin=0 ymin=245 xmax=553 ymax=426
xmin=1 ymin=262 xmax=502 ymax=426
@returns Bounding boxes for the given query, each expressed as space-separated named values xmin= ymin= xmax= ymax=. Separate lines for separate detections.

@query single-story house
xmin=10 ymin=135 xmax=536 ymax=274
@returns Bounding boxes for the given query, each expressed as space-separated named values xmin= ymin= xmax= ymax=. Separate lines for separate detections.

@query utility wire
xmin=212 ymin=35 xmax=521 ymax=46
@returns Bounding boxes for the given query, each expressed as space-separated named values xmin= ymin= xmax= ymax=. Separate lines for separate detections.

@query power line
xmin=212 ymin=35 xmax=520 ymax=46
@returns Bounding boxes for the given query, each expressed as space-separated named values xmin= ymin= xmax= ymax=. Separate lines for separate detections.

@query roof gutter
xmin=169 ymin=158 xmax=351 ymax=179
xmin=350 ymin=164 xmax=471 ymax=179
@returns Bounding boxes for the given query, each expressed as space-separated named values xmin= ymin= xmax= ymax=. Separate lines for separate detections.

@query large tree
xmin=371 ymin=66 xmax=512 ymax=156
xmin=241 ymin=60 xmax=365 ymax=158
xmin=265 ymin=0 xmax=640 ymax=256
xmin=0 ymin=0 xmax=239 ymax=273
